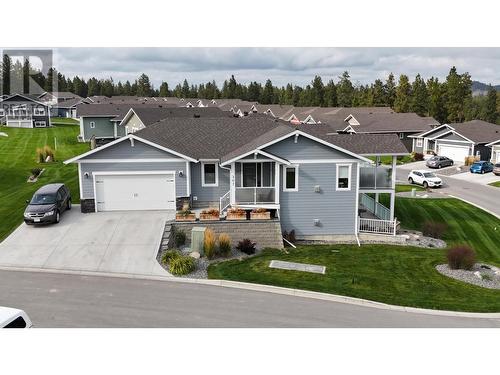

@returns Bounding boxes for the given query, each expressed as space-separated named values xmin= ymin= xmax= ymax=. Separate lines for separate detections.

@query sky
xmin=51 ymin=48 xmax=500 ymax=88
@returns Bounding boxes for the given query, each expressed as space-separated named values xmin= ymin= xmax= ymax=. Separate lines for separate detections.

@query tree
xmin=482 ymin=85 xmax=498 ymax=123
xmin=337 ymin=71 xmax=354 ymax=107
xmin=310 ymin=75 xmax=324 ymax=106
xmin=427 ymin=77 xmax=447 ymax=123
xmin=159 ymin=81 xmax=170 ymax=97
xmin=444 ymin=66 xmax=472 ymax=123
xmin=1 ymin=54 xmax=11 ymax=95
xmin=261 ymin=79 xmax=274 ymax=104
xmin=384 ymin=73 xmax=397 ymax=108
xmin=323 ymin=80 xmax=337 ymax=107
xmin=136 ymin=73 xmax=152 ymax=97
xmin=22 ymin=58 xmax=31 ymax=94
xmin=372 ymin=79 xmax=386 ymax=107
xmin=411 ymin=74 xmax=429 ymax=116
xmin=394 ymin=74 xmax=411 ymax=112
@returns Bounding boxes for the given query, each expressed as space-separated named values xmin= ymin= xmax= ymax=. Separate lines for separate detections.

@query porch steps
xmin=162 ymin=220 xmax=284 ymax=250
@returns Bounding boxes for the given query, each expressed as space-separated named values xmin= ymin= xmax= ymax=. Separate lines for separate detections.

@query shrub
xmin=236 ymin=238 xmax=256 ymax=255
xmin=414 ymin=152 xmax=424 ymax=161
xmin=169 ymin=255 xmax=196 ymax=276
xmin=31 ymin=167 xmax=42 ymax=177
xmin=43 ymin=145 xmax=55 ymax=161
xmin=174 ymin=230 xmax=186 ymax=247
xmin=447 ymin=245 xmax=476 ymax=270
xmin=204 ymin=228 xmax=217 ymax=259
xmin=218 ymin=233 xmax=232 ymax=257
xmin=201 ymin=208 xmax=220 ymax=216
xmin=161 ymin=249 xmax=181 ymax=265
xmin=422 ymin=221 xmax=448 ymax=239
xmin=36 ymin=148 xmax=45 ymax=163
xmin=177 ymin=209 xmax=192 ymax=217
xmin=252 ymin=207 xmax=267 ymax=213
xmin=228 ymin=207 xmax=246 ymax=215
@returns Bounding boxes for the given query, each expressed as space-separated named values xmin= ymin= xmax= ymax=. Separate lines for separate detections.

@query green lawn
xmin=489 ymin=180 xmax=500 ymax=188
xmin=395 ymin=184 xmax=424 ymax=193
xmin=50 ymin=117 xmax=79 ymax=126
xmin=369 ymin=155 xmax=414 ymax=165
xmin=0 ymin=125 xmax=89 ymax=241
xmin=208 ymin=197 xmax=500 ymax=312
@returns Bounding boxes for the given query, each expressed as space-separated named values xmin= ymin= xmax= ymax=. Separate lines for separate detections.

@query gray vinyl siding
xmin=82 ymin=117 xmax=116 ymax=140
xmin=475 ymin=144 xmax=491 ymax=161
xmin=116 ymin=123 xmax=127 ymax=137
xmin=80 ymin=162 xmax=187 ymax=199
xmin=86 ymin=139 xmax=180 ymax=159
xmin=438 ymin=132 xmax=470 ymax=142
xmin=263 ymin=135 xmax=351 ymax=160
xmin=190 ymin=163 xmax=230 ymax=204
xmin=279 ymin=162 xmax=358 ymax=236
xmin=412 ymin=138 xmax=424 ymax=153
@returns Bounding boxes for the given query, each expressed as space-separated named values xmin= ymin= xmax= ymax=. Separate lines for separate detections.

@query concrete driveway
xmin=448 ymin=170 xmax=500 ymax=185
xmin=0 ymin=207 xmax=173 ymax=277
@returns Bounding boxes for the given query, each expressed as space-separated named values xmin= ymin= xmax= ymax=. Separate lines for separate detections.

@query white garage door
xmin=95 ymin=172 xmax=176 ymax=211
xmin=496 ymin=152 xmax=500 ymax=163
xmin=438 ymin=144 xmax=470 ymax=162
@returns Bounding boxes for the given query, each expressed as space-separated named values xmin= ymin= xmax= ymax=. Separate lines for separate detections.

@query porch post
xmin=274 ymin=163 xmax=280 ymax=204
xmin=375 ymin=193 xmax=379 ymax=217
xmin=390 ymin=155 xmax=397 ymax=220
xmin=230 ymin=162 xmax=236 ymax=205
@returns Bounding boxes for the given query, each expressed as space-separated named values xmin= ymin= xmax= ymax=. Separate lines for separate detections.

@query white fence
xmin=358 ymin=217 xmax=397 ymax=235
xmin=360 ymin=193 xmax=391 ymax=221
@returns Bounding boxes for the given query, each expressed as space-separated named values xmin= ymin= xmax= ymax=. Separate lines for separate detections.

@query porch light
xmin=178 ymin=170 xmax=184 ymax=177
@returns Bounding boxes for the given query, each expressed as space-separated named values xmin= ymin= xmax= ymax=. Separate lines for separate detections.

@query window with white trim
xmin=336 ymin=164 xmax=351 ymax=191
xmin=283 ymin=165 xmax=298 ymax=192
xmin=89 ymin=121 xmax=95 ymax=129
xmin=399 ymin=132 xmax=404 ymax=139
xmin=34 ymin=121 xmax=46 ymax=127
xmin=202 ymin=162 xmax=218 ymax=187
xmin=416 ymin=138 xmax=423 ymax=147
xmin=33 ymin=106 xmax=45 ymax=116
xmin=0 ymin=108 xmax=4 ymax=116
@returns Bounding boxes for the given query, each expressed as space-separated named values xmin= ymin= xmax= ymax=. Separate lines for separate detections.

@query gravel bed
xmin=157 ymin=247 xmax=252 ymax=279
xmin=399 ymin=230 xmax=447 ymax=249
xmin=436 ymin=263 xmax=500 ymax=289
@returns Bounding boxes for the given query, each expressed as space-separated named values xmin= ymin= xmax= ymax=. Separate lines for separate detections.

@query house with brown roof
xmin=64 ymin=114 xmax=408 ymax=239
xmin=410 ymin=120 xmax=500 ymax=162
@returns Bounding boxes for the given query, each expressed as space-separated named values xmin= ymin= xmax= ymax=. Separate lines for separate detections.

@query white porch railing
xmin=358 ymin=217 xmax=397 ymax=236
xmin=219 ymin=191 xmax=230 ymax=213
xmin=360 ymin=193 xmax=391 ymax=221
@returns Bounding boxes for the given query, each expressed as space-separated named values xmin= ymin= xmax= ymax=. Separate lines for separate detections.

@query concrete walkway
xmin=0 ymin=207 xmax=173 ymax=277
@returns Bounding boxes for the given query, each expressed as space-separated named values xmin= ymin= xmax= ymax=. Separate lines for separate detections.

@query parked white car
xmin=0 ymin=306 xmax=33 ymax=328
xmin=407 ymin=170 xmax=443 ymax=189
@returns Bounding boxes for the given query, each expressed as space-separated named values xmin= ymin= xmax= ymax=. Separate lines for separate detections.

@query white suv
xmin=407 ymin=170 xmax=442 ymax=189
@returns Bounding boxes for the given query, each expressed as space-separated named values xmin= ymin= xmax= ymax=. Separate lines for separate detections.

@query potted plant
xmin=200 ymin=208 xmax=220 ymax=221
xmin=250 ymin=207 xmax=270 ymax=220
xmin=226 ymin=207 xmax=247 ymax=221
xmin=176 ymin=209 xmax=196 ymax=222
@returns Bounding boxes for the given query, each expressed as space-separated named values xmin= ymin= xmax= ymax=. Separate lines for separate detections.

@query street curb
xmin=445 ymin=194 xmax=500 ymax=220
xmin=1 ymin=265 xmax=499 ymax=319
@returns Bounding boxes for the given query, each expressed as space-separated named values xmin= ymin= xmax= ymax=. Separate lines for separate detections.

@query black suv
xmin=24 ymin=183 xmax=71 ymax=225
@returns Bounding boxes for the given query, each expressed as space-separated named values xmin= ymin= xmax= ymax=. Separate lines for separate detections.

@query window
xmin=33 ymin=106 xmax=45 ymax=115
xmin=416 ymin=138 xmax=423 ymax=147
xmin=241 ymin=162 xmax=274 ymax=187
xmin=336 ymin=164 xmax=351 ymax=191
xmin=89 ymin=121 xmax=95 ymax=129
xmin=34 ymin=121 xmax=46 ymax=127
xmin=202 ymin=162 xmax=218 ymax=187
xmin=0 ymin=108 xmax=4 ymax=116
xmin=283 ymin=165 xmax=298 ymax=192
xmin=4 ymin=316 xmax=27 ymax=328
xmin=399 ymin=132 xmax=404 ymax=139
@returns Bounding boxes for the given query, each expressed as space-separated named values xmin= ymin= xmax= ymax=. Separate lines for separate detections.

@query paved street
xmin=396 ymin=163 xmax=500 ymax=218
xmin=0 ymin=270 xmax=498 ymax=327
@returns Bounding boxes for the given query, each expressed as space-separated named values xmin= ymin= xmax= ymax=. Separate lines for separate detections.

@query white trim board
xmin=336 ymin=163 xmax=352 ymax=191
xmin=201 ymin=161 xmax=219 ymax=187
xmin=76 ymin=158 xmax=185 ymax=163
xmin=282 ymin=164 xmax=299 ymax=192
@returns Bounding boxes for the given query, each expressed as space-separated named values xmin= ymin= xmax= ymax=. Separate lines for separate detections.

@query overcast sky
xmin=53 ymin=48 xmax=500 ymax=88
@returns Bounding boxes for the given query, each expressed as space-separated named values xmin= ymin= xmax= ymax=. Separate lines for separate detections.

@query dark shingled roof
xmin=449 ymin=120 xmax=500 ymax=144
xmin=128 ymin=106 xmax=232 ymax=126
xmin=76 ymin=102 xmax=177 ymax=120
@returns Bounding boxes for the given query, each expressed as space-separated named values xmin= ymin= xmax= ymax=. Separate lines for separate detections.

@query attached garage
xmin=94 ymin=172 xmax=176 ymax=212
xmin=437 ymin=144 xmax=470 ymax=162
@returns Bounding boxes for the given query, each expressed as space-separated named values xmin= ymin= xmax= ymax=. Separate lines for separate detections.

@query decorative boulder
xmin=189 ymin=251 xmax=200 ymax=259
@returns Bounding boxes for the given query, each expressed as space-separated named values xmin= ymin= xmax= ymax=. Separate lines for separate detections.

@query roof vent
xmin=193 ymin=114 xmax=201 ymax=118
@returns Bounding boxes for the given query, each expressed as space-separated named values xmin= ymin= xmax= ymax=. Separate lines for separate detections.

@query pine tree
xmin=261 ymin=79 xmax=274 ymax=104
xmin=372 ymin=79 xmax=386 ymax=107
xmin=45 ymin=67 xmax=54 ymax=93
xmin=22 ymin=58 xmax=31 ymax=94
xmin=137 ymin=73 xmax=152 ymax=97
xmin=123 ymin=80 xmax=132 ymax=96
xmin=1 ymin=54 xmax=11 ymax=95
xmin=394 ymin=74 xmax=412 ymax=112
xmin=384 ymin=73 xmax=397 ymax=108
xmin=411 ymin=74 xmax=429 ymax=116
xmin=337 ymin=71 xmax=354 ymax=107
xmin=444 ymin=66 xmax=472 ymax=123
xmin=310 ymin=75 xmax=324 ymax=106
xmin=482 ymin=85 xmax=498 ymax=123
xmin=159 ymin=82 xmax=170 ymax=97
xmin=427 ymin=77 xmax=447 ymax=123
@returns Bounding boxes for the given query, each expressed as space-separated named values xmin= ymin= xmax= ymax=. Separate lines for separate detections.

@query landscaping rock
xmin=189 ymin=251 xmax=201 ymax=259
xmin=436 ymin=263 xmax=500 ymax=289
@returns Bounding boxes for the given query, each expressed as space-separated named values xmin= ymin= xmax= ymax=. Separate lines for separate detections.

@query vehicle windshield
xmin=429 ymin=156 xmax=439 ymax=161
xmin=30 ymin=193 xmax=56 ymax=205
xmin=472 ymin=162 xmax=482 ymax=167
xmin=423 ymin=172 xmax=437 ymax=178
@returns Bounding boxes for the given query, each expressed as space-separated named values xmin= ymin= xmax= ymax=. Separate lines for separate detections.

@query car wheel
xmin=481 ymin=170 xmax=484 ymax=174
xmin=408 ymin=177 xmax=413 ymax=184
xmin=438 ymin=164 xmax=442 ymax=169
xmin=55 ymin=211 xmax=60 ymax=224
xmin=67 ymin=199 xmax=72 ymax=210
xmin=423 ymin=181 xmax=429 ymax=189
xmin=450 ymin=161 xmax=454 ymax=166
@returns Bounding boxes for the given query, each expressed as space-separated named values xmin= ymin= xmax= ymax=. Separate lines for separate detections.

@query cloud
xmin=53 ymin=47 xmax=500 ymax=87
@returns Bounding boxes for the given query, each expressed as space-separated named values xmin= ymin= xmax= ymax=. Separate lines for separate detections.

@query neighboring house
xmin=486 ymin=139 xmax=500 ymax=163
xmin=0 ymin=93 xmax=51 ymax=128
xmin=51 ymin=97 xmax=87 ymax=118
xmin=411 ymin=120 xmax=500 ymax=162
xmin=38 ymin=91 xmax=82 ymax=105
xmin=76 ymin=103 xmax=132 ymax=142
xmin=119 ymin=106 xmax=232 ymax=133
xmin=323 ymin=112 xmax=439 ymax=151
xmin=64 ymin=115 xmax=407 ymax=240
